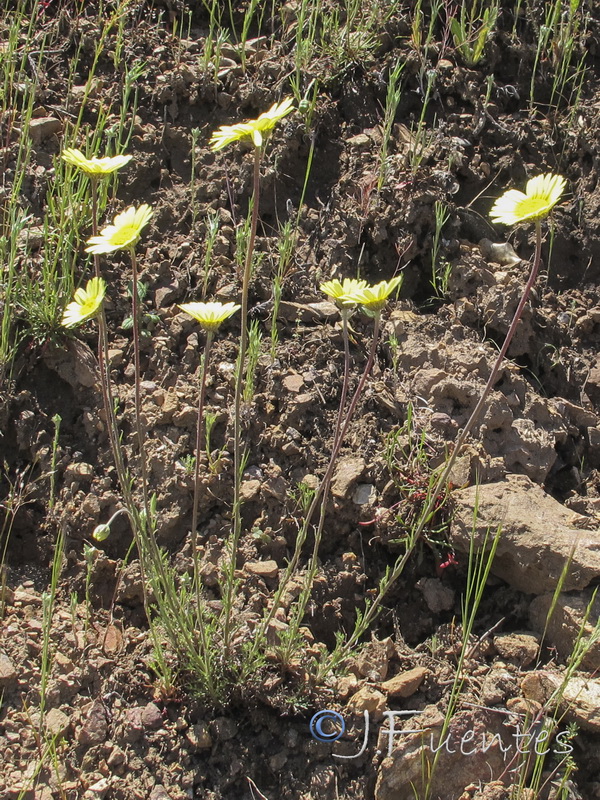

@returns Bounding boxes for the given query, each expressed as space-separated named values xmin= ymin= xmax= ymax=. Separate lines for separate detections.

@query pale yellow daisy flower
xmin=178 ymin=301 xmax=241 ymax=332
xmin=62 ymin=277 xmax=107 ymax=327
xmin=210 ymin=97 xmax=294 ymax=150
xmin=62 ymin=148 xmax=132 ymax=176
xmin=320 ymin=278 xmax=368 ymax=308
xmin=353 ymin=276 xmax=403 ymax=314
xmin=490 ymin=173 xmax=566 ymax=225
xmin=85 ymin=205 xmax=153 ymax=254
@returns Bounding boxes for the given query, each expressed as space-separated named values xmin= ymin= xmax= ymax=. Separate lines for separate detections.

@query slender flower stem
xmin=275 ymin=314 xmax=382 ymax=662
xmin=309 ymin=313 xmax=381 ymax=527
xmin=332 ymin=309 xmax=352 ymax=450
xmin=322 ymin=221 xmax=545 ymax=675
xmin=90 ymin=181 xmax=132 ymax=509
xmin=191 ymin=332 xmax=214 ymax=566
xmin=423 ymin=219 xmax=543 ymax=532
xmin=89 ymin=182 xmax=150 ymax=620
xmin=224 ymin=144 xmax=262 ymax=651
xmin=129 ymin=246 xmax=151 ymax=526
xmin=189 ymin=332 xmax=216 ymax=686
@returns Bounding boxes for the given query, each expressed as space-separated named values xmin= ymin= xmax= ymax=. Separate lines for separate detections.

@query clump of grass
xmin=448 ymin=0 xmax=499 ymax=66
xmin=377 ymin=59 xmax=405 ymax=192
xmin=430 ymin=200 xmax=451 ymax=298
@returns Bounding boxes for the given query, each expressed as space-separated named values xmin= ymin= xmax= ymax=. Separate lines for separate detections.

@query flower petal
xmin=490 ymin=174 xmax=566 ymax=225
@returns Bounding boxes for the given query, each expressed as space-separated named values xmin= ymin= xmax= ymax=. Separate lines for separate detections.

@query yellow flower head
xmin=320 ymin=278 xmax=368 ymax=309
xmin=210 ymin=97 xmax=294 ymax=150
xmin=178 ymin=301 xmax=241 ymax=332
xmin=62 ymin=147 xmax=132 ymax=176
xmin=490 ymin=173 xmax=566 ymax=226
xmin=85 ymin=204 xmax=153 ymax=254
xmin=354 ymin=276 xmax=403 ymax=314
xmin=62 ymin=277 xmax=107 ymax=327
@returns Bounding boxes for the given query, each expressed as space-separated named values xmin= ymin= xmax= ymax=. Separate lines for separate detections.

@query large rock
xmin=521 ymin=670 xmax=600 ymax=733
xmin=529 ymin=590 xmax=600 ymax=670
xmin=375 ymin=705 xmax=515 ymax=800
xmin=451 ymin=475 xmax=600 ymax=594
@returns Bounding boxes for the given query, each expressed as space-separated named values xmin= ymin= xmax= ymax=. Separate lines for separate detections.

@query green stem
xmin=332 ymin=309 xmax=351 ymax=448
xmin=223 ymin=144 xmax=261 ymax=651
xmin=192 ymin=331 xmax=214 ymax=608
xmin=129 ymin=246 xmax=151 ymax=526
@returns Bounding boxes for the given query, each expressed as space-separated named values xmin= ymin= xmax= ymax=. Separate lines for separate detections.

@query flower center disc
xmin=514 ymin=196 xmax=550 ymax=220
xmin=113 ymin=225 xmax=138 ymax=245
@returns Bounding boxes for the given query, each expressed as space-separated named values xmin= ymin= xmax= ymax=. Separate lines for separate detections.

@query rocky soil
xmin=3 ymin=1 xmax=600 ymax=798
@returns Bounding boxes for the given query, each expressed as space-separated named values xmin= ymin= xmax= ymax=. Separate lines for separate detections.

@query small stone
xmin=437 ymin=58 xmax=454 ymax=72
xmin=481 ymin=666 xmax=517 ymax=706
xmin=82 ymin=493 xmax=101 ymax=517
xmin=283 ymin=372 xmax=304 ymax=393
xmin=173 ymin=404 xmax=197 ymax=426
xmin=494 ymin=633 xmax=539 ymax=667
xmin=347 ymin=686 xmax=387 ymax=715
xmin=575 ymin=314 xmax=594 ymax=336
xmin=244 ymin=560 xmax=278 ymax=579
xmin=336 ymin=675 xmax=359 ymax=699
xmin=355 ymin=637 xmax=394 ymax=681
xmin=266 ymin=618 xmax=289 ymax=646
xmin=0 ymin=650 xmax=17 ymax=686
xmin=107 ymin=745 xmax=126 ymax=767
xmin=210 ymin=717 xmax=238 ymax=741
xmin=82 ymin=777 xmax=110 ymax=799
xmin=29 ymin=116 xmax=63 ymax=144
xmin=416 ymin=577 xmax=455 ymax=613
xmin=240 ymin=479 xmax=261 ymax=501
xmin=115 ymin=563 xmax=144 ymax=604
xmin=186 ymin=722 xmax=213 ymax=750
xmin=78 ymin=699 xmax=108 ymax=746
xmin=141 ymin=702 xmax=163 ymax=730
xmin=155 ymin=283 xmax=179 ymax=307
xmin=381 ymin=666 xmax=428 ymax=698
xmin=268 ymin=751 xmax=288 ymax=771
xmin=588 ymin=426 xmax=600 ymax=450
xmin=107 ymin=348 xmax=124 ymax=366
xmin=479 ymin=238 xmax=521 ymax=266
xmin=122 ymin=706 xmax=144 ymax=742
xmin=158 ymin=389 xmax=179 ymax=422
xmin=521 ymin=671 xmax=600 ymax=731
xmin=346 ymin=133 xmax=370 ymax=147
xmin=148 ymin=787 xmax=172 ymax=800
xmin=331 ymin=457 xmax=365 ymax=499
xmin=429 ymin=412 xmax=453 ymax=430
xmin=64 ymin=462 xmax=94 ymax=482
xmin=353 ymin=483 xmax=376 ymax=505
xmin=301 ymin=474 xmax=319 ymax=490
xmin=282 ymin=441 xmax=300 ymax=455
xmin=262 ymin=475 xmax=287 ymax=502
xmin=45 ymin=708 xmax=71 ymax=738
